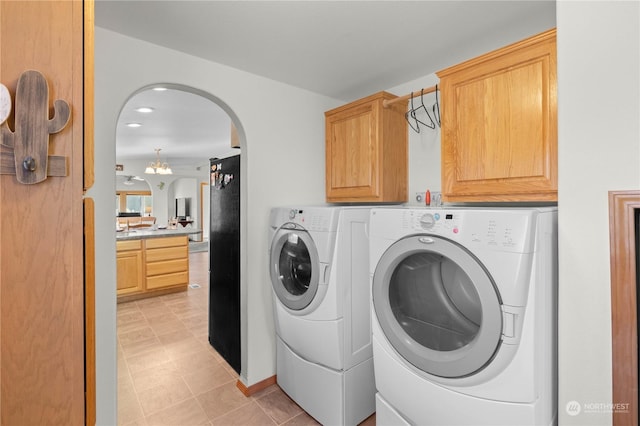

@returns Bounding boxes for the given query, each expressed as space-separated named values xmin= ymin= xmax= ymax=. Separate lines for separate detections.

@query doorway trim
xmin=609 ymin=190 xmax=640 ymax=425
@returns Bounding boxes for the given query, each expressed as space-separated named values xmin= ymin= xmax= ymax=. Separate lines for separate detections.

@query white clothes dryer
xmin=269 ymin=206 xmax=375 ymax=425
xmin=369 ymin=207 xmax=558 ymax=426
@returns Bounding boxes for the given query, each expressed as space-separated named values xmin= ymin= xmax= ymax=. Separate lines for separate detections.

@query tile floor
xmin=118 ymin=251 xmax=376 ymax=425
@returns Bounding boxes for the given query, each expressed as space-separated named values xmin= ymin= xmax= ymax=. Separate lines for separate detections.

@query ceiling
xmin=115 ymin=86 xmax=232 ymax=172
xmin=96 ymin=0 xmax=556 ymax=172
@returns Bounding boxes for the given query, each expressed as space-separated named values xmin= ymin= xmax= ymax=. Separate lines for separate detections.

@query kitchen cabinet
xmin=116 ymin=240 xmax=144 ymax=295
xmin=325 ymin=91 xmax=408 ymax=203
xmin=116 ymin=231 xmax=192 ymax=302
xmin=145 ymin=236 xmax=189 ymax=290
xmin=437 ymin=28 xmax=557 ymax=202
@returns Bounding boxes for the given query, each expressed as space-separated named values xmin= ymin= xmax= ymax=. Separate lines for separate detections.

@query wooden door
xmin=0 ymin=1 xmax=93 ymax=424
xmin=609 ymin=191 xmax=640 ymax=425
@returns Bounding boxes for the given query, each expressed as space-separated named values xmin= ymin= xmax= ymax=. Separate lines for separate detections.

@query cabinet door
xmin=438 ymin=29 xmax=557 ymax=202
xmin=326 ymin=101 xmax=380 ymax=200
xmin=325 ymin=91 xmax=407 ymax=203
xmin=117 ymin=250 xmax=144 ymax=295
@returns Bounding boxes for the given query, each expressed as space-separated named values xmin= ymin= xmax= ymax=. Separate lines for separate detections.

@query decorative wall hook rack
xmin=388 ymin=85 xmax=441 ymax=134
xmin=0 ymin=70 xmax=70 ymax=184
xmin=382 ymin=84 xmax=438 ymax=109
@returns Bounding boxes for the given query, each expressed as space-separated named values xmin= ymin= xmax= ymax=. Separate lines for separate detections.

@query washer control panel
xmin=282 ymin=208 xmax=336 ymax=232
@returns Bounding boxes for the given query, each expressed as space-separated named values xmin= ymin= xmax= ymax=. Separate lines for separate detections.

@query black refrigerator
xmin=208 ymin=154 xmax=241 ymax=374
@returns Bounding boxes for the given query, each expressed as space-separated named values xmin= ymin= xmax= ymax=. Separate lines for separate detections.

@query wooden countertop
xmin=116 ymin=228 xmax=201 ymax=241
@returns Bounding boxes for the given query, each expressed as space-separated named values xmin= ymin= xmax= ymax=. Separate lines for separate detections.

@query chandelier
xmin=144 ymin=148 xmax=172 ymax=175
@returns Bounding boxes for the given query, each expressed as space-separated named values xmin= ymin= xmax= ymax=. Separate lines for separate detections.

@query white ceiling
xmin=115 ymin=86 xmax=232 ymax=171
xmin=96 ymin=0 xmax=556 ymax=171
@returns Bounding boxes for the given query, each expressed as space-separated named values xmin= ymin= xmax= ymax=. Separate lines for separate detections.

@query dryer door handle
xmin=418 ymin=237 xmax=435 ymax=244
xmin=321 ymin=263 xmax=330 ymax=285
xmin=501 ymin=305 xmax=525 ymax=344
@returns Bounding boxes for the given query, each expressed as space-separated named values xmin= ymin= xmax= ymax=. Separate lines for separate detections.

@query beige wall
xmin=93 ymin=27 xmax=337 ymax=424
xmin=557 ymin=2 xmax=640 ymax=425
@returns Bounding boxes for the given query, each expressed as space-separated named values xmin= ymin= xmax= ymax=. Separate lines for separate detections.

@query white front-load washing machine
xmin=369 ymin=207 xmax=558 ymax=426
xmin=269 ymin=206 xmax=375 ymax=425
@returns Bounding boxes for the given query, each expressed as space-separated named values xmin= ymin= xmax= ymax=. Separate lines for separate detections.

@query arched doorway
xmin=115 ymin=84 xmax=241 ymax=225
xmin=114 ymin=84 xmax=245 ymax=424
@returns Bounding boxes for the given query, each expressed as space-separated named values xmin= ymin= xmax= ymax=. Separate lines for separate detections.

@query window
xmin=116 ymin=191 xmax=152 ymax=216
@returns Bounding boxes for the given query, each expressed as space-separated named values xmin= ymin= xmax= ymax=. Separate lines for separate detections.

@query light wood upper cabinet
xmin=230 ymin=122 xmax=240 ymax=149
xmin=437 ymin=28 xmax=557 ymax=202
xmin=325 ymin=91 xmax=408 ymax=203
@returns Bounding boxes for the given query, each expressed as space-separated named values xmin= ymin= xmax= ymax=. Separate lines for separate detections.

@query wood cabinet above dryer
xmin=325 ymin=91 xmax=408 ymax=203
xmin=437 ymin=28 xmax=557 ymax=202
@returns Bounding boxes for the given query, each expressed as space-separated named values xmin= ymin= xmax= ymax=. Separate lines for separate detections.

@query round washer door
xmin=270 ymin=224 xmax=320 ymax=311
xmin=373 ymin=234 xmax=503 ymax=378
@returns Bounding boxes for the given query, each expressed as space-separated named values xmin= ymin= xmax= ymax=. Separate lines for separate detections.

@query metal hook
xmin=414 ymin=89 xmax=436 ymax=130
xmin=432 ymin=84 xmax=441 ymax=128
xmin=405 ymin=92 xmax=421 ymax=133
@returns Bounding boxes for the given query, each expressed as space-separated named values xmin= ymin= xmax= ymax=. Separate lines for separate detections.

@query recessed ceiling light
xmin=126 ymin=122 xmax=142 ymax=128
xmin=152 ymin=87 xmax=167 ymax=91
xmin=135 ymin=107 xmax=154 ymax=113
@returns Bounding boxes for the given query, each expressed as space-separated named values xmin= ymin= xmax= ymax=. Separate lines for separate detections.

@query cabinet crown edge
xmin=324 ymin=91 xmax=399 ymax=116
xmin=436 ymin=27 xmax=556 ymax=78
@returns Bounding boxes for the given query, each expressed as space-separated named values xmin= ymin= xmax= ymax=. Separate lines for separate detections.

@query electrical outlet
xmin=430 ymin=191 xmax=442 ymax=206
xmin=414 ymin=191 xmax=443 ymax=206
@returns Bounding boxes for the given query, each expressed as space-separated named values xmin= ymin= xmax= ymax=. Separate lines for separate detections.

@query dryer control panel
xmin=381 ymin=208 xmax=539 ymax=254
xmin=403 ymin=210 xmax=461 ymax=235
xmin=415 ymin=211 xmax=461 ymax=234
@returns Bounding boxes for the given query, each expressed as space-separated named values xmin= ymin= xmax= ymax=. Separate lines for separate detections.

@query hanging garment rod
xmin=383 ymin=85 xmax=438 ymax=108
